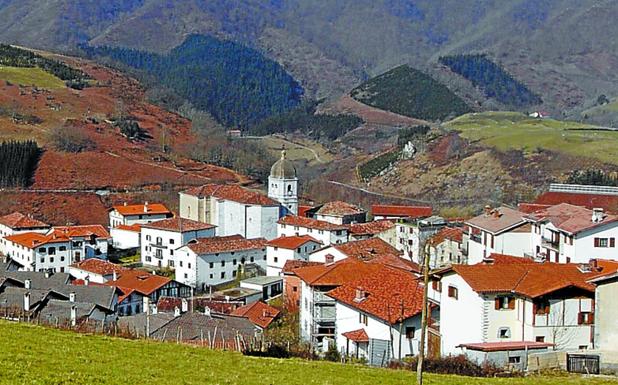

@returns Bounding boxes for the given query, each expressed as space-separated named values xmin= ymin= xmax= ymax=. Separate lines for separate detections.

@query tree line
xmin=439 ymin=54 xmax=542 ymax=108
xmin=0 ymin=140 xmax=40 ymax=188
xmin=80 ymin=34 xmax=303 ymax=128
xmin=567 ymin=169 xmax=618 ymax=187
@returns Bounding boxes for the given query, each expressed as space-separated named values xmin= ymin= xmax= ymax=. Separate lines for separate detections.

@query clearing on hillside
xmin=445 ymin=112 xmax=618 ymax=165
xmin=0 ymin=66 xmax=65 ymax=88
xmin=0 ymin=321 xmax=614 ymax=385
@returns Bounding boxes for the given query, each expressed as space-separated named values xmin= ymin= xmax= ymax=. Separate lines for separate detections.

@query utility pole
xmin=416 ymin=240 xmax=431 ymax=385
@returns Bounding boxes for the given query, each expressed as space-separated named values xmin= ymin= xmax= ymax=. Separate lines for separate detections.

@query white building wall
xmin=300 ymin=280 xmax=314 ymax=342
xmin=110 ymin=228 xmax=140 ymax=250
xmin=277 ymin=223 xmax=348 ymax=246
xmin=141 ymin=227 xmax=215 ymax=268
xmin=595 ymin=279 xmax=618 ymax=351
xmin=308 ymin=247 xmax=348 ymax=263
xmin=109 ymin=211 xmax=169 ymax=228
xmin=0 ymin=225 xmax=49 ymax=255
xmin=67 ymin=267 xmax=107 ymax=284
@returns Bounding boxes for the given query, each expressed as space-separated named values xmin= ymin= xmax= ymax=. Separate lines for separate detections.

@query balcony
xmin=541 ymin=237 xmax=559 ymax=250
xmin=470 ymin=234 xmax=482 ymax=244
xmin=313 ymin=306 xmax=336 ymax=322
xmin=313 ymin=291 xmax=335 ymax=304
xmin=151 ymin=242 xmax=168 ymax=249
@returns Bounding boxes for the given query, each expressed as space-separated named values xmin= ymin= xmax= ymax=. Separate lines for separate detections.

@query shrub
xmin=389 ymin=355 xmax=504 ymax=377
xmin=48 ymin=125 xmax=95 ymax=153
xmin=243 ymin=344 xmax=291 ymax=359
xmin=324 ymin=344 xmax=341 ymax=362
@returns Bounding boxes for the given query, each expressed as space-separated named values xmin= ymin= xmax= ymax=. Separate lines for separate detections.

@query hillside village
xmin=0 ymin=148 xmax=617 ymax=376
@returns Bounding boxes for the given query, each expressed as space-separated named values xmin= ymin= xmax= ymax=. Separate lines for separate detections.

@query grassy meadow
xmin=0 ymin=66 xmax=65 ymax=88
xmin=445 ymin=111 xmax=618 ymax=165
xmin=0 ymin=321 xmax=616 ymax=384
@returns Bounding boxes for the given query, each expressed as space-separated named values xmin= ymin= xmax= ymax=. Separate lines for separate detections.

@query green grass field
xmin=0 ymin=321 xmax=616 ymax=384
xmin=0 ymin=66 xmax=65 ymax=88
xmin=445 ymin=111 xmax=618 ymax=165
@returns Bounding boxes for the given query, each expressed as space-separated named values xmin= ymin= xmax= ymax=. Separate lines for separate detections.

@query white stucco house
xmin=110 ymin=224 xmax=141 ymax=250
xmin=266 ymin=235 xmax=322 ymax=276
xmin=179 ymin=184 xmax=280 ymax=240
xmin=68 ymin=258 xmax=129 ymax=284
xmin=589 ymin=262 xmax=618 ymax=353
xmin=465 ymin=206 xmax=530 ymax=264
xmin=428 ymin=227 xmax=467 ymax=268
xmin=0 ymin=212 xmax=50 ymax=256
xmin=141 ymin=218 xmax=216 ymax=269
xmin=108 ymin=202 xmax=173 ymax=228
xmin=348 ymin=220 xmax=396 ymax=244
xmin=524 ymin=203 xmax=618 ymax=264
xmin=430 ymin=256 xmax=600 ymax=359
xmin=174 ymin=235 xmax=267 ymax=289
xmin=277 ymin=215 xmax=348 ymax=246
xmin=308 ymin=237 xmax=402 ymax=264
xmin=392 ymin=216 xmax=447 ymax=264
xmin=308 ymin=201 xmax=367 ymax=225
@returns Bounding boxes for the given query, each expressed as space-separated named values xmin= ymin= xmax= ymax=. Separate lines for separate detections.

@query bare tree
xmin=416 ymin=237 xmax=434 ymax=385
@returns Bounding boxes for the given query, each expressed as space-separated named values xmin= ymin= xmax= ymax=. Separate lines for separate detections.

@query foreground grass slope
xmin=0 ymin=321 xmax=615 ymax=385
xmin=445 ymin=112 xmax=618 ymax=165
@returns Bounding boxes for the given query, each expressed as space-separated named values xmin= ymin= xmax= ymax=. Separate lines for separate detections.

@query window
xmin=535 ymin=336 xmax=545 ymax=343
xmin=508 ymin=356 xmax=521 ymax=364
xmin=209 ymin=262 xmax=214 ymax=269
xmin=495 ymin=296 xmax=515 ymax=310
xmin=169 ymin=239 xmax=175 ymax=245
xmin=578 ymin=312 xmax=594 ymax=325
xmin=39 ymin=247 xmax=46 ymax=253
xmin=293 ymin=286 xmax=298 ymax=292
xmin=60 ymin=256 xmax=65 ymax=262
xmin=594 ymin=238 xmax=609 ymax=248
xmin=535 ymin=300 xmax=550 ymax=315
xmin=146 ymin=235 xmax=151 ymax=241
xmin=170 ymin=250 xmax=174 ymax=256
xmin=432 ymin=280 xmax=442 ymax=293
xmin=250 ymin=257 xmax=254 ymax=262
xmin=498 ymin=327 xmax=511 ymax=339
xmin=155 ymin=249 xmax=163 ymax=258
xmin=232 ymin=270 xmax=237 ymax=277
xmin=405 ymin=327 xmax=415 ymax=339
xmin=40 ymin=257 xmax=45 ymax=263
xmin=221 ymin=272 xmax=225 ymax=279
xmin=359 ymin=313 xmax=368 ymax=326
xmin=179 ymin=261 xmax=183 ymax=267
xmin=59 ymin=246 xmax=66 ymax=251
xmin=578 ymin=345 xmax=588 ymax=350
xmin=209 ymin=273 xmax=213 ymax=279
xmin=168 ymin=260 xmax=175 ymax=267
xmin=184 ymin=273 xmax=188 ymax=279
xmin=48 ymin=247 xmax=56 ymax=255
xmin=156 ymin=237 xmax=162 ymax=245
xmin=274 ymin=257 xmax=278 ymax=263
xmin=145 ymin=256 xmax=152 ymax=262
xmin=50 ymin=257 xmax=54 ymax=263
xmin=448 ymin=286 xmax=458 ymax=300
xmin=221 ymin=260 xmax=225 ymax=267
xmin=188 ymin=263 xmax=191 ymax=269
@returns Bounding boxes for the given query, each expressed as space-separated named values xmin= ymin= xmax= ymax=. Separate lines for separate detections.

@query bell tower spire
xmin=268 ymin=147 xmax=298 ymax=215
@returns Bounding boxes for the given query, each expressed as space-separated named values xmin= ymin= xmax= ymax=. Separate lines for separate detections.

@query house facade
xmin=393 ymin=216 xmax=447 ymax=264
xmin=108 ymin=202 xmax=172 ymax=228
xmin=179 ymin=184 xmax=280 ymax=240
xmin=428 ymin=227 xmax=467 ymax=268
xmin=590 ymin=270 xmax=618 ymax=352
xmin=110 ymin=224 xmax=141 ymax=250
xmin=309 ymin=201 xmax=367 ymax=225
xmin=265 ymin=235 xmax=322 ymax=276
xmin=0 ymin=212 xmax=50 ymax=256
xmin=348 ymin=220 xmax=396 ymax=244
xmin=277 ymin=215 xmax=348 ymax=246
xmin=140 ymin=218 xmax=216 ymax=269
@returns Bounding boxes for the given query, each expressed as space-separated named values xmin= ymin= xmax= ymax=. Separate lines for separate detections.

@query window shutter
xmin=495 ymin=297 xmax=501 ymax=310
xmin=611 ymin=238 xmax=615 ymax=248
xmin=594 ymin=238 xmax=600 ymax=247
xmin=508 ymin=297 xmax=515 ymax=310
xmin=432 ymin=281 xmax=437 ymax=290
xmin=577 ymin=312 xmax=584 ymax=325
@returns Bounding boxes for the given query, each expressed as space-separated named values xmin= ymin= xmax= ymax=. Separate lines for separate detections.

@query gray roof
xmin=0 ymin=287 xmax=62 ymax=311
xmin=150 ymin=312 xmax=258 ymax=344
xmin=61 ymin=285 xmax=117 ymax=311
xmin=118 ymin=313 xmax=177 ymax=337
xmin=241 ymin=276 xmax=282 ymax=286
xmin=39 ymin=300 xmax=97 ymax=322
xmin=1 ymin=271 xmax=71 ymax=291
xmin=270 ymin=150 xmax=297 ymax=179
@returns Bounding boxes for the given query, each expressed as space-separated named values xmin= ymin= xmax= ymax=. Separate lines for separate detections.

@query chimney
xmin=492 ymin=209 xmax=501 ymax=218
xmin=84 ymin=276 xmax=89 ymax=286
xmin=354 ymin=288 xmax=367 ymax=302
xmin=24 ymin=279 xmax=31 ymax=290
xmin=143 ymin=296 xmax=150 ymax=314
xmin=44 ymin=270 xmax=50 ymax=278
xmin=23 ymin=292 xmax=30 ymax=312
xmin=484 ymin=205 xmax=492 ymax=216
xmin=181 ymin=298 xmax=188 ymax=313
xmin=589 ymin=259 xmax=599 ymax=271
xmin=174 ymin=306 xmax=181 ymax=317
xmin=592 ymin=208 xmax=605 ymax=223
xmin=69 ymin=292 xmax=76 ymax=303
xmin=144 ymin=201 xmax=149 ymax=213
xmin=70 ymin=305 xmax=77 ymax=327
xmin=204 ymin=306 xmax=211 ymax=317
xmin=123 ymin=202 xmax=128 ymax=206
xmin=112 ymin=271 xmax=118 ymax=281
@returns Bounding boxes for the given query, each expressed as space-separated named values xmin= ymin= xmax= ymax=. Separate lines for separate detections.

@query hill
xmin=0 ymin=321 xmax=612 ymax=385
xmin=2 ymin=1 xmax=618 ymax=112
xmin=350 ymin=65 xmax=471 ymax=121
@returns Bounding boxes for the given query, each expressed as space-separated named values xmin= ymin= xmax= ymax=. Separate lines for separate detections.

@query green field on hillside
xmin=0 ymin=66 xmax=65 ymax=88
xmin=0 ymin=321 xmax=615 ymax=384
xmin=445 ymin=112 xmax=618 ymax=165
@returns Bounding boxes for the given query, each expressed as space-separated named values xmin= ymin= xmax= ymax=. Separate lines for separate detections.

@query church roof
xmin=270 ymin=150 xmax=297 ymax=179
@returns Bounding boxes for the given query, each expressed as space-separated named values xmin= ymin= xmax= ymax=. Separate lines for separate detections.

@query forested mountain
xmin=2 ymin=1 xmax=618 ymax=113
xmin=81 ymin=35 xmax=303 ymax=128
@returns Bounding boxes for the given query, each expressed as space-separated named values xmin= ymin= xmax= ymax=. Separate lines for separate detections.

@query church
xmin=268 ymin=150 xmax=299 ymax=216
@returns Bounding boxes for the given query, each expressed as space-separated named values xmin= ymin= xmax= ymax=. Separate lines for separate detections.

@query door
xmin=427 ymin=330 xmax=441 ymax=359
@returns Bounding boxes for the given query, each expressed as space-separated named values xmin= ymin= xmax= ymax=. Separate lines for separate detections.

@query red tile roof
xmin=105 ymin=270 xmax=173 ymax=296
xmin=450 ymin=261 xmax=597 ymax=298
xmin=142 ymin=218 xmax=216 ymax=232
xmin=316 ymin=201 xmax=365 ymax=217
xmin=281 ymin=260 xmax=323 ymax=275
xmin=458 ymin=341 xmax=554 ymax=352
xmin=70 ymin=259 xmax=129 ymax=276
xmin=327 ymin=266 xmax=424 ymax=324
xmin=535 ymin=192 xmax=618 ymax=212
xmin=278 ymin=215 xmax=348 ymax=231
xmin=186 ymin=236 xmax=267 ymax=255
xmin=484 ymin=253 xmax=536 ymax=265
xmin=0 ymin=212 xmax=49 ymax=229
xmin=367 ymin=254 xmax=420 ymax=274
xmin=518 ymin=203 xmax=551 ymax=214
xmin=431 ymin=227 xmax=464 ymax=244
xmin=266 ymin=235 xmax=322 ymax=250
xmin=342 ymin=328 xmax=369 ymax=342
xmin=466 ymin=206 xmax=526 ymax=234
xmin=231 ymin=301 xmax=280 ymax=329
xmin=294 ymin=258 xmax=385 ymax=286
xmin=5 ymin=232 xmax=66 ymax=248
xmin=334 ymin=238 xmax=401 ymax=260
xmin=525 ymin=203 xmax=618 ymax=234
xmin=371 ymin=205 xmax=433 ymax=218
xmin=298 ymin=205 xmax=312 ymax=217
xmin=112 ymin=203 xmax=172 ymax=216
xmin=115 ymin=224 xmax=142 ymax=233
xmin=182 ymin=184 xmax=278 ymax=206
xmin=348 ymin=220 xmax=395 ymax=236
xmin=50 ymin=225 xmax=110 ymax=239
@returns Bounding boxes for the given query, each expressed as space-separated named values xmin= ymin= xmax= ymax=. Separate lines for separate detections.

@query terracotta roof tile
xmin=115 ymin=224 xmax=142 ymax=232
xmin=348 ymin=220 xmax=395 ymax=236
xmin=0 ymin=212 xmax=49 ymax=230
xmin=70 ymin=259 xmax=129 ymax=276
xmin=327 ymin=267 xmax=424 ymax=324
xmin=281 ymin=260 xmax=323 ymax=274
xmin=371 ymin=205 xmax=433 ymax=218
xmin=334 ymin=238 xmax=401 ymax=260
xmin=458 ymin=341 xmax=553 ymax=352
xmin=466 ymin=206 xmax=526 ymax=234
xmin=342 ymin=328 xmax=369 ymax=342
xmin=5 ymin=232 xmax=65 ymax=249
xmin=431 ymin=226 xmax=464 ymax=244
xmin=112 ymin=203 xmax=172 ymax=216
xmin=231 ymin=300 xmax=280 ymax=329
xmin=105 ymin=270 xmax=174 ymax=296
xmin=535 ymin=192 xmax=618 ymax=212
xmin=182 ymin=184 xmax=277 ymax=206
xmin=50 ymin=225 xmax=110 ymax=239
xmin=186 ymin=236 xmax=266 ymax=255
xmin=518 ymin=203 xmax=551 ymax=214
xmin=266 ymin=235 xmax=322 ymax=250
xmin=142 ymin=218 xmax=216 ymax=232
xmin=367 ymin=253 xmax=420 ymax=274
xmin=298 ymin=205 xmax=312 ymax=217
xmin=316 ymin=201 xmax=365 ymax=217
xmin=525 ymin=203 xmax=618 ymax=234
xmin=294 ymin=258 xmax=385 ymax=286
xmin=278 ymin=215 xmax=348 ymax=231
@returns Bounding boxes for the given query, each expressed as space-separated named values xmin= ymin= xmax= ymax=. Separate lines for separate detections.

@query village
xmin=0 ymin=149 xmax=617 ymax=375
